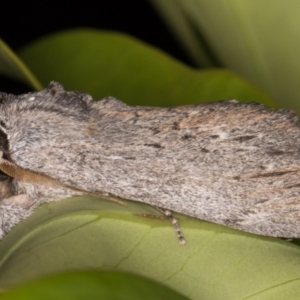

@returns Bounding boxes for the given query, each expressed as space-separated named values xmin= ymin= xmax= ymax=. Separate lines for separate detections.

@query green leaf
xmin=0 ymin=39 xmax=42 ymax=90
xmin=150 ymin=0 xmax=300 ymax=113
xmin=0 ymin=270 xmax=188 ymax=300
xmin=17 ymin=29 xmax=275 ymax=107
xmin=150 ymin=0 xmax=215 ymax=67
xmin=0 ymin=196 xmax=300 ymax=299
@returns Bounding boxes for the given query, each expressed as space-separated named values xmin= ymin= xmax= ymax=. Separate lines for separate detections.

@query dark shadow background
xmin=1 ymin=1 xmax=196 ymax=93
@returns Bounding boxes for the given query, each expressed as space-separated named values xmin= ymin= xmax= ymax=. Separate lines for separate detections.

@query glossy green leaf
xmin=0 ymin=39 xmax=42 ymax=90
xmin=150 ymin=0 xmax=300 ymax=113
xmin=17 ymin=29 xmax=275 ymax=107
xmin=0 ymin=270 xmax=188 ymax=300
xmin=0 ymin=196 xmax=300 ymax=299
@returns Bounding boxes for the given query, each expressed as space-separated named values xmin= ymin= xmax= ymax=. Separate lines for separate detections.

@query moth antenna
xmin=0 ymin=151 xmax=124 ymax=205
xmin=155 ymin=206 xmax=186 ymax=245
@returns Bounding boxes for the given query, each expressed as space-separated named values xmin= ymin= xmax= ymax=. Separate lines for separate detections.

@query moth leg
xmin=154 ymin=206 xmax=186 ymax=245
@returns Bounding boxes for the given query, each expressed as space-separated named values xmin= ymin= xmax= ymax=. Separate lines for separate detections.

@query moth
xmin=0 ymin=81 xmax=299 ymax=243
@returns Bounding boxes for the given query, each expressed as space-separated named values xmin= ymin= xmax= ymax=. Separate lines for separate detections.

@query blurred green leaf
xmin=150 ymin=0 xmax=300 ymax=113
xmin=0 ymin=196 xmax=300 ymax=299
xmin=150 ymin=0 xmax=215 ymax=67
xmin=0 ymin=270 xmax=188 ymax=300
xmin=0 ymin=39 xmax=42 ymax=90
xmin=17 ymin=29 xmax=275 ymax=107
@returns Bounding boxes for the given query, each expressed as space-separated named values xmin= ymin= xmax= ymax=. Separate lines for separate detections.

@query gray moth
xmin=0 ymin=81 xmax=299 ymax=243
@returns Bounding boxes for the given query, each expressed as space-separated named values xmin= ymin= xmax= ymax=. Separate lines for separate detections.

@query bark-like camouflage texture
xmin=0 ymin=82 xmax=299 ymax=239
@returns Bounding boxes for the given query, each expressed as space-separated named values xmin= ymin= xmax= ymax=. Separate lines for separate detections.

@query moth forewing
xmin=0 ymin=81 xmax=299 ymax=241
